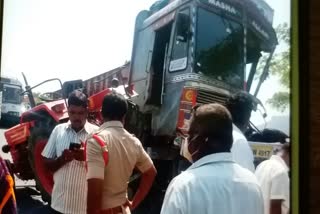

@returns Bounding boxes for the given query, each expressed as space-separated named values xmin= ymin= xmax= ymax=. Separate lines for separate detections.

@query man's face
xmin=187 ymin=118 xmax=207 ymax=161
xmin=68 ymin=105 xmax=88 ymax=131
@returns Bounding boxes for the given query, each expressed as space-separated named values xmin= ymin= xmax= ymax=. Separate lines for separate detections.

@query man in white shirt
xmin=255 ymin=143 xmax=290 ymax=214
xmin=226 ymin=91 xmax=255 ymax=172
xmin=42 ymin=90 xmax=98 ymax=214
xmin=161 ymin=103 xmax=264 ymax=214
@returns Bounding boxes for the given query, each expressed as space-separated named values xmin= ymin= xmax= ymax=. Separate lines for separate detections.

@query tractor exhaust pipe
xmin=22 ymin=72 xmax=36 ymax=108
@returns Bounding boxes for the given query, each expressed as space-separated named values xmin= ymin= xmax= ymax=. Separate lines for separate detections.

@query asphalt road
xmin=0 ymin=126 xmax=51 ymax=213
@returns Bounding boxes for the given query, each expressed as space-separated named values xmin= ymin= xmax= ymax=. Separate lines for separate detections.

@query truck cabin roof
xmin=140 ymin=0 xmax=278 ymax=53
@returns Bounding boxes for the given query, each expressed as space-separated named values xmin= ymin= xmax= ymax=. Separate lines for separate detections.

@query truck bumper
xmin=0 ymin=114 xmax=20 ymax=126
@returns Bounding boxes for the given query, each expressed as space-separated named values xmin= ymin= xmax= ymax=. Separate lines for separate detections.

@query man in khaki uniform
xmin=86 ymin=92 xmax=157 ymax=214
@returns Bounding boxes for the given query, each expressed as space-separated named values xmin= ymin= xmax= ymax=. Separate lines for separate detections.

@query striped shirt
xmin=42 ymin=121 xmax=98 ymax=214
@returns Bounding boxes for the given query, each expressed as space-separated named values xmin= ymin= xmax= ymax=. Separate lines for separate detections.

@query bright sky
xmin=1 ymin=0 xmax=291 ymax=127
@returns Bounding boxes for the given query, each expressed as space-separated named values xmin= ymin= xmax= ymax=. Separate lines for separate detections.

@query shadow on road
xmin=15 ymin=186 xmax=51 ymax=214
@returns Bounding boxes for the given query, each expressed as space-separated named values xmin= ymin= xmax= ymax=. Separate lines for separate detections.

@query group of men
xmin=162 ymin=92 xmax=290 ymax=214
xmin=34 ymin=89 xmax=290 ymax=214
xmin=41 ymin=90 xmax=156 ymax=214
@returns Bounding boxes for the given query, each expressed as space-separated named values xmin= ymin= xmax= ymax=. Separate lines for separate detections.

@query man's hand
xmin=73 ymin=149 xmax=85 ymax=161
xmin=131 ymin=166 xmax=157 ymax=210
xmin=61 ymin=149 xmax=75 ymax=163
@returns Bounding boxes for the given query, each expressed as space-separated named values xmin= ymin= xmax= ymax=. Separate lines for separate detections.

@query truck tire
xmin=28 ymin=128 xmax=53 ymax=204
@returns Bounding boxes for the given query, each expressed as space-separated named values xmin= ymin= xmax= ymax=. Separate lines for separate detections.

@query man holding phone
xmin=42 ymin=90 xmax=98 ymax=214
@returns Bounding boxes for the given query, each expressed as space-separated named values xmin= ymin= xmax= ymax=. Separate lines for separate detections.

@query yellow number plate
xmin=250 ymin=144 xmax=274 ymax=159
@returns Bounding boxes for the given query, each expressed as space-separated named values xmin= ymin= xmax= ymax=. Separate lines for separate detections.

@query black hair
xmin=190 ymin=103 xmax=233 ymax=152
xmin=226 ymin=91 xmax=255 ymax=127
xmin=68 ymin=90 xmax=88 ymax=108
xmin=101 ymin=92 xmax=128 ymax=121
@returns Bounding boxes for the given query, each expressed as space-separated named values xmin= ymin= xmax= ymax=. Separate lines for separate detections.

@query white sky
xmin=1 ymin=0 xmax=291 ymax=125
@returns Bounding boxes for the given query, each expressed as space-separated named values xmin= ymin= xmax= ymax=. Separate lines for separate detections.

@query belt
xmin=100 ymin=201 xmax=130 ymax=214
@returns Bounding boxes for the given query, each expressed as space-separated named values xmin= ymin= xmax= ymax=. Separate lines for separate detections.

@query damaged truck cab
xmin=128 ymin=0 xmax=277 ymax=161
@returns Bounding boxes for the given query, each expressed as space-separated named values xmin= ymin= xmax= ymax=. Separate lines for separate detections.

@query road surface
xmin=1 ymin=126 xmax=51 ymax=213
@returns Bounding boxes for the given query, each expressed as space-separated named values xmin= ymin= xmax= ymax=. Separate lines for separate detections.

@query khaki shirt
xmin=86 ymin=121 xmax=153 ymax=212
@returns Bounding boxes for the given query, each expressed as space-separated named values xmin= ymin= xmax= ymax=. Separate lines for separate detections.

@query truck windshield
xmin=195 ymin=8 xmax=244 ymax=88
xmin=2 ymin=85 xmax=22 ymax=104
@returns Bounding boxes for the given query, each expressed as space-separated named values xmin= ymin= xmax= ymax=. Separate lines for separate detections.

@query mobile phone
xmin=69 ymin=143 xmax=81 ymax=151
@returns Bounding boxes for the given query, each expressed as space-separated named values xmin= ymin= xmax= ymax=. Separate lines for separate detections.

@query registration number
xmin=250 ymin=144 xmax=274 ymax=159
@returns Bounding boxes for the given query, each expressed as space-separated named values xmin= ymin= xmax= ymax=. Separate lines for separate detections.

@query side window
xmin=169 ymin=8 xmax=190 ymax=72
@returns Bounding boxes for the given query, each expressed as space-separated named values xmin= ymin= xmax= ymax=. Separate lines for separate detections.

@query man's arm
xmin=87 ymin=178 xmax=103 ymax=214
xmin=270 ymin=200 xmax=282 ymax=214
xmin=131 ymin=141 xmax=157 ymax=210
xmin=130 ymin=165 xmax=157 ymax=210
xmin=43 ymin=150 xmax=74 ymax=172
xmin=270 ymin=172 xmax=290 ymax=214
xmin=41 ymin=126 xmax=74 ymax=172
xmin=86 ymin=138 xmax=105 ymax=214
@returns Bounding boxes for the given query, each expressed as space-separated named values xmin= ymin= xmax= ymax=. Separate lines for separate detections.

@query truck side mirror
xmin=62 ymin=80 xmax=83 ymax=99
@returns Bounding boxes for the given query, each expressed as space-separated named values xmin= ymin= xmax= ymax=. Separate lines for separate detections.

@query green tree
xmin=257 ymin=23 xmax=290 ymax=112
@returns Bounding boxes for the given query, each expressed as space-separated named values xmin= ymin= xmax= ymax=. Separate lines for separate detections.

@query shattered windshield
xmin=195 ymin=8 xmax=244 ymax=88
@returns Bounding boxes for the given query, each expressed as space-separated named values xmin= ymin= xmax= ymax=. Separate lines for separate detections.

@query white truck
xmin=0 ymin=77 xmax=24 ymax=125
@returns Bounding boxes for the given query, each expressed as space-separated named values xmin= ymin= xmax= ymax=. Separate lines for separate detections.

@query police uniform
xmin=86 ymin=121 xmax=153 ymax=214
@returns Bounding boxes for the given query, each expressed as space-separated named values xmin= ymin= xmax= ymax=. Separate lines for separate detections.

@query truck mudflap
xmin=248 ymin=141 xmax=283 ymax=166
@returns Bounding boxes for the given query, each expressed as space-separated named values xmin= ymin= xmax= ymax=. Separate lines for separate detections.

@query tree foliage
xmin=266 ymin=91 xmax=290 ymax=112
xmin=256 ymin=23 xmax=290 ymax=112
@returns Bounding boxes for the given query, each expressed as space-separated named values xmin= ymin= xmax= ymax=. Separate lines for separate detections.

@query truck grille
xmin=196 ymin=89 xmax=229 ymax=105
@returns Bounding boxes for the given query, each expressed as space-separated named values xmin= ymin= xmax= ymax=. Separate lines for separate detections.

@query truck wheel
xmin=28 ymin=130 xmax=53 ymax=204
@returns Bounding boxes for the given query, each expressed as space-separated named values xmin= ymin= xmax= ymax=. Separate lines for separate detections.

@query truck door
xmin=146 ymin=8 xmax=190 ymax=106
xmin=130 ymin=11 xmax=175 ymax=109
xmin=129 ymin=11 xmax=156 ymax=109
xmin=146 ymin=21 xmax=173 ymax=106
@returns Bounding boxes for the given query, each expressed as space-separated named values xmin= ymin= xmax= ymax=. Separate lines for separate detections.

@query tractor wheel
xmin=28 ymin=128 xmax=54 ymax=204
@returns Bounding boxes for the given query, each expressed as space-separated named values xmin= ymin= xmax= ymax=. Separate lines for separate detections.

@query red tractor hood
xmin=21 ymin=99 xmax=69 ymax=123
